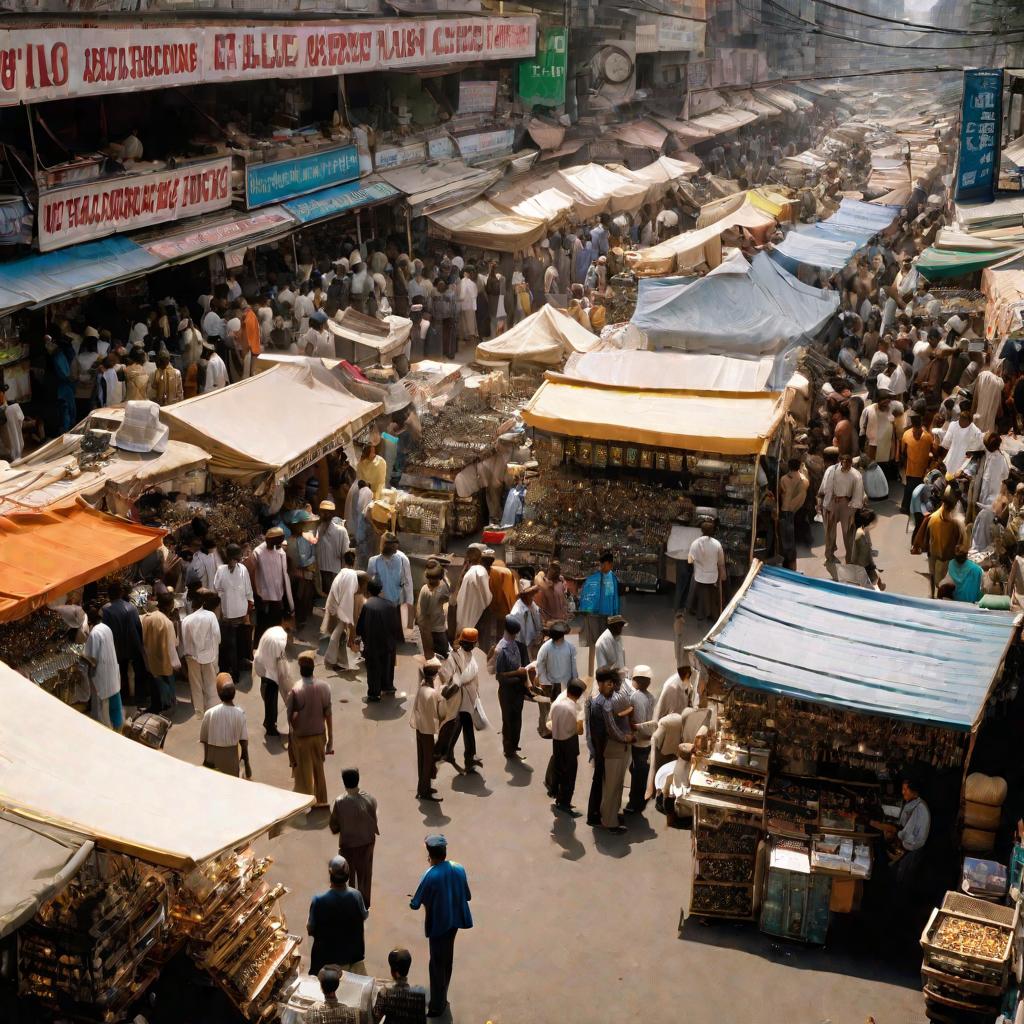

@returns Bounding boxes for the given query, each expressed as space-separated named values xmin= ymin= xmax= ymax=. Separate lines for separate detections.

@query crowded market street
xmin=5 ymin=3 xmax=1024 ymax=1024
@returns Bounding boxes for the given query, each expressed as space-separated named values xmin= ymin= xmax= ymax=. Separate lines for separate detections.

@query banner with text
xmin=39 ymin=157 xmax=232 ymax=252
xmin=517 ymin=27 xmax=566 ymax=108
xmin=955 ymin=68 xmax=1003 ymax=204
xmin=0 ymin=17 xmax=536 ymax=107
xmin=245 ymin=144 xmax=359 ymax=208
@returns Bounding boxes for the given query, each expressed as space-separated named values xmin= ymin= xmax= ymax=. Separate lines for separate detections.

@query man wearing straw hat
xmin=315 ymin=498 xmax=349 ymax=597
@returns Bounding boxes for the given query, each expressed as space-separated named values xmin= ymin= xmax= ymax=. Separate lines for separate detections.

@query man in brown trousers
xmin=329 ymin=767 xmax=380 ymax=908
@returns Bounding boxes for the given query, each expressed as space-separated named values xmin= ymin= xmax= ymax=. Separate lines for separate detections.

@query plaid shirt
xmin=303 ymin=998 xmax=360 ymax=1024
xmin=372 ymin=981 xmax=428 ymax=1023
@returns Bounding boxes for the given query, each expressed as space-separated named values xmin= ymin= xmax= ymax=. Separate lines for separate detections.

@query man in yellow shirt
xmin=356 ymin=442 xmax=388 ymax=498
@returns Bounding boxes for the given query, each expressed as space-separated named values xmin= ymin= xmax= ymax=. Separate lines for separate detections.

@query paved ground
xmin=163 ymin=479 xmax=930 ymax=1024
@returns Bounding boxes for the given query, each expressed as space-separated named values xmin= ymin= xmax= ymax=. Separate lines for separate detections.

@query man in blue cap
xmin=409 ymin=834 xmax=472 ymax=1018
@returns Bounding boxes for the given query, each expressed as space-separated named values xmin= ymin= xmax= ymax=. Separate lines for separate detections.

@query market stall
xmin=513 ymin=378 xmax=787 ymax=586
xmin=0 ymin=659 xmax=310 ymax=1022
xmin=684 ymin=563 xmax=1017 ymax=936
xmin=475 ymin=305 xmax=606 ymax=368
xmin=160 ymin=362 xmax=381 ymax=491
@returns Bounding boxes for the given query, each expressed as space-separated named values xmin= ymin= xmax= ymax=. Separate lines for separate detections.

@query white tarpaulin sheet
xmin=489 ymin=181 xmax=576 ymax=226
xmin=563 ymin=348 xmax=776 ymax=392
xmin=0 ymin=660 xmax=309 ymax=869
xmin=476 ymin=305 xmax=603 ymax=365
xmin=607 ymin=155 xmax=701 ymax=204
xmin=555 ymin=164 xmax=649 ymax=214
xmin=161 ymin=362 xmax=381 ymax=485
xmin=427 ymin=198 xmax=547 ymax=252
xmin=631 ymin=251 xmax=839 ymax=384
xmin=327 ymin=309 xmax=412 ymax=364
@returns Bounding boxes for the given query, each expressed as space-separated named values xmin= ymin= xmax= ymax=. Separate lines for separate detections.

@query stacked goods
xmin=136 ymin=482 xmax=263 ymax=549
xmin=172 ymin=846 xmax=300 ymax=1021
xmin=963 ymin=773 xmax=1007 ymax=854
xmin=0 ymin=608 xmax=87 ymax=705
xmin=689 ymin=803 xmax=764 ymax=922
xmin=19 ymin=853 xmax=175 ymax=1020
xmin=920 ymin=892 xmax=1016 ymax=1021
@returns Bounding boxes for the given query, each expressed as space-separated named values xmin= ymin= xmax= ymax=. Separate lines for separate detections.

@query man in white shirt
xmin=455 ymin=549 xmax=491 ymax=635
xmin=625 ymin=667 xmax=657 ymax=814
xmin=975 ymin=431 xmax=1010 ymax=511
xmin=860 ymin=391 xmax=900 ymax=466
xmin=594 ymin=615 xmax=627 ymax=673
xmin=252 ymin=526 xmax=294 ymax=641
xmin=940 ymin=403 xmax=984 ymax=476
xmin=277 ymin=281 xmax=297 ymax=310
xmin=509 ymin=583 xmax=543 ymax=658
xmin=82 ymin=604 xmax=123 ymax=731
xmin=817 ymin=449 xmax=864 ymax=564
xmin=181 ymin=590 xmax=222 ymax=717
xmin=535 ymin=621 xmax=578 ymax=702
xmin=214 ymin=543 xmax=254 ymax=684
xmin=201 ymin=342 xmax=229 ymax=391
xmin=303 ymin=311 xmax=334 ymax=357
xmin=253 ymin=612 xmax=293 ymax=737
xmin=546 ymin=679 xmax=585 ymax=815
xmin=653 ymin=665 xmax=692 ymax=720
xmin=686 ymin=520 xmax=726 ymax=621
xmin=202 ymin=302 xmax=225 ymax=343
xmin=315 ymin=499 xmax=350 ymax=595
xmin=201 ymin=675 xmax=251 ymax=777
xmin=323 ymin=550 xmax=359 ymax=670
xmin=457 ymin=269 xmax=478 ymax=345
xmin=193 ymin=537 xmax=222 ymax=590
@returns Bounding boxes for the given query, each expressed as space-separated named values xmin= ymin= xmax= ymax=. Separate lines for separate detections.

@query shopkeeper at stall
xmin=891 ymin=774 xmax=931 ymax=885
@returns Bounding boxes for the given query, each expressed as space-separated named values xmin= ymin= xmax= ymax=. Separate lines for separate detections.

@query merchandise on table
xmin=0 ymin=608 xmax=87 ymax=705
xmin=137 ymin=481 xmax=263 ymax=550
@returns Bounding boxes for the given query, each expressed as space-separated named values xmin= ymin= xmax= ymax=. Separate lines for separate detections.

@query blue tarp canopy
xmin=630 ymin=251 xmax=839 ymax=388
xmin=285 ymin=179 xmax=401 ymax=225
xmin=0 ymin=237 xmax=160 ymax=317
xmin=695 ymin=564 xmax=1016 ymax=732
xmin=771 ymin=199 xmax=901 ymax=272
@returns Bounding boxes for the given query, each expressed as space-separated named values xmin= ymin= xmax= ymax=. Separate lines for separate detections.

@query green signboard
xmin=518 ymin=27 xmax=567 ymax=108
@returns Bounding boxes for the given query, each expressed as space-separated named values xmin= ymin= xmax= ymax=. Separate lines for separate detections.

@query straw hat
xmin=113 ymin=400 xmax=169 ymax=454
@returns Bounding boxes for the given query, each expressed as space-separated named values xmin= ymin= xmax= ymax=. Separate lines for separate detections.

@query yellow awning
xmin=522 ymin=378 xmax=785 ymax=455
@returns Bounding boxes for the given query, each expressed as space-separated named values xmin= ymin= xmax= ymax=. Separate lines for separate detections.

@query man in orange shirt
xmin=900 ymin=411 xmax=934 ymax=517
xmin=239 ymin=298 xmax=261 ymax=378
xmin=480 ymin=548 xmax=517 ymax=651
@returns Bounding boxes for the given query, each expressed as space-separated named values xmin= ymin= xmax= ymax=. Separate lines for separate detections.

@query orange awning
xmin=0 ymin=500 xmax=164 ymax=622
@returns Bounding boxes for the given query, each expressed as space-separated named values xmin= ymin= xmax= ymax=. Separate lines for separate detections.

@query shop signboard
xmin=955 ymin=68 xmax=1003 ymax=204
xmin=373 ymin=141 xmax=427 ymax=171
xmin=635 ymin=17 xmax=704 ymax=54
xmin=38 ymin=157 xmax=232 ymax=252
xmin=245 ymin=144 xmax=359 ymax=208
xmin=284 ymin=180 xmax=400 ymax=225
xmin=0 ymin=17 xmax=536 ymax=107
xmin=427 ymin=134 xmax=456 ymax=160
xmin=517 ymin=26 xmax=566 ymax=108
xmin=143 ymin=207 xmax=295 ymax=262
xmin=456 ymin=128 xmax=515 ymax=164
xmin=458 ymin=80 xmax=498 ymax=114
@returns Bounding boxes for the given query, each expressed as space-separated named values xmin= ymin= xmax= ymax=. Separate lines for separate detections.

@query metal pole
xmin=406 ymin=207 xmax=414 ymax=256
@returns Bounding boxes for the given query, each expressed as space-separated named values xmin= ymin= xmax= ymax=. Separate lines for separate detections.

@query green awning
xmin=917 ymin=246 xmax=1021 ymax=280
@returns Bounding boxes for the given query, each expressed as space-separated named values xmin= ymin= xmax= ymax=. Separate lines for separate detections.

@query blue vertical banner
xmin=955 ymin=68 xmax=1003 ymax=204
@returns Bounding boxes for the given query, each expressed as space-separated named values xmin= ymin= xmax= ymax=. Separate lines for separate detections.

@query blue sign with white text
xmin=955 ymin=69 xmax=1003 ymax=204
xmin=246 ymin=145 xmax=360 ymax=208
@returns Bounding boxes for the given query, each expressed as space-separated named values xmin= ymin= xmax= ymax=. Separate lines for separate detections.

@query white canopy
xmin=606 ymin=155 xmax=701 ymax=204
xmin=554 ymin=163 xmax=649 ymax=215
xmin=427 ymin=199 xmax=547 ymax=253
xmin=0 ymin=660 xmax=309 ymax=868
xmin=161 ymin=362 xmax=381 ymax=486
xmin=475 ymin=305 xmax=605 ymax=366
xmin=327 ymin=308 xmax=412 ymax=365
xmin=563 ymin=348 xmax=776 ymax=392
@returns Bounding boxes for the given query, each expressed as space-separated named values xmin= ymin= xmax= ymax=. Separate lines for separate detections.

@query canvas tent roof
xmin=771 ymin=230 xmax=857 ymax=272
xmin=475 ymin=305 xmax=604 ymax=366
xmin=0 ymin=439 xmax=209 ymax=516
xmin=326 ymin=308 xmax=413 ymax=363
xmin=488 ymin=179 xmax=576 ymax=227
xmin=695 ymin=564 xmax=1016 ymax=731
xmin=603 ymin=119 xmax=669 ymax=150
xmin=522 ymin=378 xmax=785 ymax=456
xmin=917 ymin=245 xmax=1023 ymax=281
xmin=427 ymin=198 xmax=547 ymax=252
xmin=607 ymin=155 xmax=701 ymax=204
xmin=555 ymin=163 xmax=649 ymax=215
xmin=161 ymin=362 xmax=381 ymax=486
xmin=0 ymin=660 xmax=310 ymax=867
xmin=631 ymin=251 xmax=838 ymax=370
xmin=562 ymin=349 xmax=776 ymax=392
xmin=627 ymin=200 xmax=777 ymax=276
xmin=0 ymin=813 xmax=93 ymax=940
xmin=378 ymin=160 xmax=500 ymax=217
xmin=0 ymin=500 xmax=164 ymax=623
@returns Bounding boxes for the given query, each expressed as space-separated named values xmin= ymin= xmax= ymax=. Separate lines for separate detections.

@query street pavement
xmin=162 ymin=478 xmax=929 ymax=1024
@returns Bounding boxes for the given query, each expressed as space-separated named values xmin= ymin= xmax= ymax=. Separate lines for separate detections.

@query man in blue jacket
xmin=409 ymin=834 xmax=472 ymax=1018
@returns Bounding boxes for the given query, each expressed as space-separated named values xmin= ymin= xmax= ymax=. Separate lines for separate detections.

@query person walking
xmin=578 ymin=549 xmax=620 ymax=676
xmin=315 ymin=499 xmax=350 ymax=596
xmin=409 ymin=835 xmax=472 ymax=1020
xmin=323 ymin=549 xmax=359 ymax=671
xmin=307 ymin=856 xmax=368 ymax=976
xmin=181 ymin=590 xmax=222 ymax=717
xmin=441 ymin=628 xmax=482 ymax=773
xmin=329 ymin=767 xmax=380 ymax=909
xmin=213 ymin=543 xmax=254 ymax=684
xmin=356 ymin=577 xmax=402 ymax=701
xmin=253 ymin=611 xmax=293 ymax=737
xmin=200 ymin=675 xmax=251 ymax=778
xmin=494 ymin=616 xmax=533 ymax=761
xmin=412 ymin=659 xmax=444 ymax=802
xmin=416 ymin=563 xmax=450 ymax=660
xmin=101 ymin=580 xmax=148 ymax=707
xmin=534 ymin=621 xmax=577 ymax=702
xmin=817 ymin=450 xmax=864 ymax=566
xmin=287 ymin=652 xmax=334 ymax=809
xmin=546 ymin=679 xmax=585 ymax=815
xmin=81 ymin=602 xmax=124 ymax=732
xmin=686 ymin=521 xmax=726 ymax=622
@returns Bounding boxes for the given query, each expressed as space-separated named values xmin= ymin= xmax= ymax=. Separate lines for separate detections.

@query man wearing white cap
xmin=200 ymin=341 xmax=228 ymax=392
xmin=350 ymin=252 xmax=372 ymax=314
xmin=625 ymin=666 xmax=656 ymax=814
